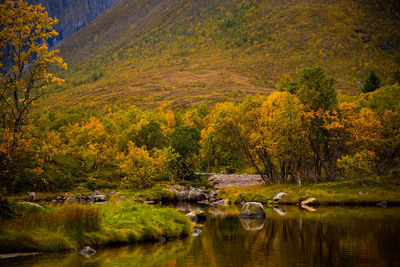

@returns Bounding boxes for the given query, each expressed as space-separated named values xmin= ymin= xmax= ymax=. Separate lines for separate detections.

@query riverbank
xmin=217 ymin=176 xmax=400 ymax=206
xmin=0 ymin=202 xmax=192 ymax=253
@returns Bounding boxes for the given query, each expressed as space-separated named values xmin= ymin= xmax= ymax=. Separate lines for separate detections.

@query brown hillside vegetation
xmin=43 ymin=0 xmax=400 ymax=109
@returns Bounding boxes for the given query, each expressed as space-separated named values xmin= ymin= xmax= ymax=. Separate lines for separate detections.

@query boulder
xmin=28 ymin=192 xmax=39 ymax=202
xmin=273 ymin=192 xmax=288 ymax=201
xmin=186 ymin=210 xmax=206 ymax=223
xmin=94 ymin=190 xmax=100 ymax=195
xmin=239 ymin=217 xmax=265 ymax=231
xmin=239 ymin=202 xmax=266 ymax=218
xmin=300 ymin=198 xmax=320 ymax=206
xmin=176 ymin=190 xmax=189 ymax=201
xmin=144 ymin=200 xmax=155 ymax=205
xmin=80 ymin=246 xmax=96 ymax=258
xmin=212 ymin=199 xmax=231 ymax=206
xmin=377 ymin=201 xmax=388 ymax=208
xmin=65 ymin=197 xmax=79 ymax=204
xmin=94 ymin=194 xmax=109 ymax=202
xmin=188 ymin=188 xmax=205 ymax=202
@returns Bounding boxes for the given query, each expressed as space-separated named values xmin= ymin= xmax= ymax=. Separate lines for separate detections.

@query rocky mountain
xmin=29 ymin=0 xmax=119 ymax=47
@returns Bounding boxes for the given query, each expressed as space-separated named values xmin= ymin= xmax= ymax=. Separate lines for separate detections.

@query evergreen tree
xmin=362 ymin=71 xmax=381 ymax=93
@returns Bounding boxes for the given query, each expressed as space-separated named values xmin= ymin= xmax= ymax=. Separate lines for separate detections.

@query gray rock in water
xmin=28 ymin=192 xmax=39 ymax=202
xmin=273 ymin=192 xmax=288 ymax=201
xmin=239 ymin=202 xmax=266 ymax=218
xmin=94 ymin=194 xmax=109 ymax=202
xmin=188 ymin=188 xmax=205 ymax=202
xmin=80 ymin=246 xmax=96 ymax=258
xmin=212 ymin=199 xmax=231 ymax=206
xmin=192 ymin=228 xmax=202 ymax=237
xmin=160 ymin=236 xmax=167 ymax=242
xmin=176 ymin=190 xmax=189 ymax=201
xmin=186 ymin=210 xmax=206 ymax=223
xmin=377 ymin=201 xmax=388 ymax=208
xmin=65 ymin=197 xmax=78 ymax=204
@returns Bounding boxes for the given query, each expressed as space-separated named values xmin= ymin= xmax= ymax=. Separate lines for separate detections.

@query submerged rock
xmin=212 ymin=199 xmax=231 ymax=206
xmin=377 ymin=201 xmax=388 ymax=208
xmin=94 ymin=194 xmax=109 ymax=202
xmin=80 ymin=246 xmax=96 ymax=258
xmin=186 ymin=210 xmax=206 ymax=223
xmin=239 ymin=202 xmax=266 ymax=218
xmin=273 ymin=192 xmax=288 ymax=201
xmin=28 ymin=192 xmax=39 ymax=202
xmin=192 ymin=228 xmax=202 ymax=237
xmin=65 ymin=197 xmax=79 ymax=204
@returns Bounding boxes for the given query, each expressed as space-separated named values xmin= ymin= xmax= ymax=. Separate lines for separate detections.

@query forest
xmin=1 ymin=65 xmax=399 ymax=194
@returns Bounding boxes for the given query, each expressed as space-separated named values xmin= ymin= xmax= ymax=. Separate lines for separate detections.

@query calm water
xmin=2 ymin=206 xmax=400 ymax=267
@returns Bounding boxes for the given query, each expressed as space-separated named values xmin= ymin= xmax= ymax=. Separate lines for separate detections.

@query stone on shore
xmin=273 ymin=192 xmax=288 ymax=201
xmin=300 ymin=198 xmax=320 ymax=206
xmin=186 ymin=210 xmax=206 ymax=223
xmin=80 ymin=246 xmax=96 ymax=258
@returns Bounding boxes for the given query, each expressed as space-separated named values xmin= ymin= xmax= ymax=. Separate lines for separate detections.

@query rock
xmin=93 ymin=194 xmax=109 ymax=202
xmin=94 ymin=190 xmax=101 ymax=196
xmin=377 ymin=201 xmax=388 ymax=208
xmin=192 ymin=228 xmax=202 ymax=237
xmin=239 ymin=217 xmax=265 ymax=231
xmin=18 ymin=202 xmax=44 ymax=210
xmin=188 ymin=188 xmax=205 ymax=202
xmin=56 ymin=195 xmax=65 ymax=202
xmin=144 ymin=200 xmax=155 ymax=205
xmin=300 ymin=198 xmax=320 ymax=206
xmin=273 ymin=192 xmax=288 ymax=201
xmin=273 ymin=206 xmax=287 ymax=216
xmin=80 ymin=246 xmax=96 ymax=258
xmin=172 ymin=185 xmax=185 ymax=191
xmin=176 ymin=190 xmax=189 ymax=201
xmin=65 ymin=197 xmax=78 ymax=204
xmin=198 ymin=200 xmax=209 ymax=205
xmin=239 ymin=202 xmax=266 ymax=218
xmin=186 ymin=210 xmax=206 ymax=223
xmin=28 ymin=192 xmax=39 ymax=202
xmin=212 ymin=199 xmax=231 ymax=206
xmin=110 ymin=191 xmax=116 ymax=194
xmin=358 ymin=191 xmax=368 ymax=195
xmin=160 ymin=236 xmax=167 ymax=242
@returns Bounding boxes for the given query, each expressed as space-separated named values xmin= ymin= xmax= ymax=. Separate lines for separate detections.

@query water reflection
xmin=239 ymin=217 xmax=265 ymax=230
xmin=3 ymin=207 xmax=400 ymax=267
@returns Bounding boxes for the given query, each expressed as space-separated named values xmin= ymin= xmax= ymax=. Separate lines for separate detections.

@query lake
xmin=2 ymin=205 xmax=400 ymax=266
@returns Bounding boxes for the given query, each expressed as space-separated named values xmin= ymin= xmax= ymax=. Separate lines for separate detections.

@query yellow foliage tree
xmin=0 ymin=0 xmax=67 ymax=165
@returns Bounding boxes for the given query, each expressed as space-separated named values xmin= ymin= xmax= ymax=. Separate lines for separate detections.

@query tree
xmin=0 ymin=0 xmax=67 ymax=166
xmin=362 ymin=71 xmax=381 ymax=93
xmin=170 ymin=126 xmax=201 ymax=180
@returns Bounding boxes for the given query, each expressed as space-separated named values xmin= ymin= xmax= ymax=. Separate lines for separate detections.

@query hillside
xmin=45 ymin=0 xmax=400 ymax=109
xmin=29 ymin=0 xmax=119 ymax=47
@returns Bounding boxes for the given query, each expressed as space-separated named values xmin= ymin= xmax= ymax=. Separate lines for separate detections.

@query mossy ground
xmin=0 ymin=202 xmax=192 ymax=253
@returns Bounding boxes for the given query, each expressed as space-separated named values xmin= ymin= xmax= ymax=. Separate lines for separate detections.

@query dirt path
xmin=208 ymin=174 xmax=264 ymax=188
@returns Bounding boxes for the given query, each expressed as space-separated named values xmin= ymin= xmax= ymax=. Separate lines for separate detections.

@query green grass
xmin=218 ymin=176 xmax=400 ymax=205
xmin=0 ymin=202 xmax=192 ymax=253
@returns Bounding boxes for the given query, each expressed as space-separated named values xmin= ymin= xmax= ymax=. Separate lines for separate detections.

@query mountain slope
xmin=48 ymin=0 xmax=400 ymax=109
xmin=30 ymin=0 xmax=119 ymax=47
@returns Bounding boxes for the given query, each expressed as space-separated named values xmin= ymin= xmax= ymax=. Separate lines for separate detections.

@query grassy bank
xmin=0 ymin=202 xmax=192 ymax=253
xmin=218 ymin=177 xmax=400 ymax=205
